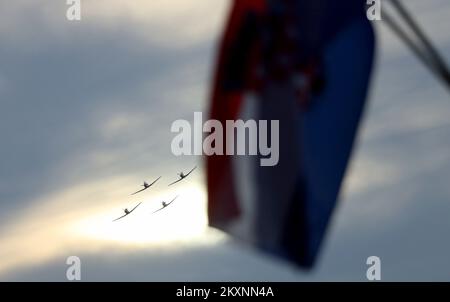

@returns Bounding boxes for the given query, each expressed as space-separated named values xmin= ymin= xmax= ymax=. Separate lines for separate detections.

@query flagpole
xmin=384 ymin=0 xmax=450 ymax=88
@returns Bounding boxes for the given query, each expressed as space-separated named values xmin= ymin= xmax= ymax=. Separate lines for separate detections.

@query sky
xmin=0 ymin=0 xmax=449 ymax=281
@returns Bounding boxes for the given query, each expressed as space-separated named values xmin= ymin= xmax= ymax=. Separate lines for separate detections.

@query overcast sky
xmin=0 ymin=0 xmax=449 ymax=281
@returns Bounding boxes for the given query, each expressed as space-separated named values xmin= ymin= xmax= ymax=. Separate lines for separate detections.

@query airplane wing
xmin=152 ymin=206 xmax=165 ymax=214
xmin=168 ymin=178 xmax=183 ymax=186
xmin=148 ymin=176 xmax=162 ymax=187
xmin=112 ymin=213 xmax=128 ymax=222
xmin=185 ymin=166 xmax=197 ymax=177
xmin=131 ymin=187 xmax=146 ymax=195
xmin=129 ymin=202 xmax=142 ymax=213
xmin=166 ymin=195 xmax=178 ymax=206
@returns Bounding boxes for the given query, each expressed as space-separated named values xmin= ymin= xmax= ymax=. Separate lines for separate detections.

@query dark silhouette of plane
xmin=131 ymin=176 xmax=161 ymax=195
xmin=152 ymin=196 xmax=178 ymax=214
xmin=168 ymin=166 xmax=197 ymax=186
xmin=113 ymin=202 xmax=142 ymax=222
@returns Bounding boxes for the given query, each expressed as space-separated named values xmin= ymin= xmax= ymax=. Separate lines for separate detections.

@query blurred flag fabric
xmin=207 ymin=0 xmax=375 ymax=268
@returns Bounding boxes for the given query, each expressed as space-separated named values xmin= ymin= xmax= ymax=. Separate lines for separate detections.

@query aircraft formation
xmin=113 ymin=166 xmax=197 ymax=222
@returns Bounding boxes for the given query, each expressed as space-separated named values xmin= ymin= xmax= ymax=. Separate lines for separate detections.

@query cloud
xmin=1 ymin=0 xmax=450 ymax=281
xmin=2 ymin=235 xmax=308 ymax=282
xmin=0 ymin=0 xmax=230 ymax=50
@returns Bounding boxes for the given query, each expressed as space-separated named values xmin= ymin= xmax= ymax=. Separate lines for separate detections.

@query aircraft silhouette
xmin=131 ymin=176 xmax=161 ymax=195
xmin=113 ymin=202 xmax=142 ymax=222
xmin=152 ymin=196 xmax=178 ymax=214
xmin=168 ymin=166 xmax=196 ymax=186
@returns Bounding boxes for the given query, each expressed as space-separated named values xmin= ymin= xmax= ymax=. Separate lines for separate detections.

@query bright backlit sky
xmin=0 ymin=0 xmax=449 ymax=281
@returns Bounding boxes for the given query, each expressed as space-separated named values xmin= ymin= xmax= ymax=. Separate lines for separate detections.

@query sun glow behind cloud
xmin=0 ymin=176 xmax=211 ymax=277
xmin=71 ymin=184 xmax=208 ymax=245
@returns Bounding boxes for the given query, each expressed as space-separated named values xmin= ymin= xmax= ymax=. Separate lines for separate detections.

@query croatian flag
xmin=207 ymin=0 xmax=375 ymax=268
